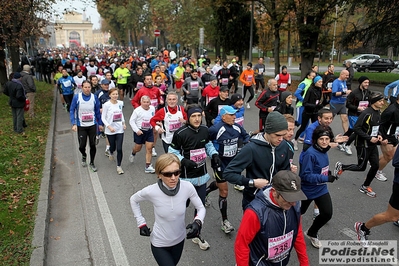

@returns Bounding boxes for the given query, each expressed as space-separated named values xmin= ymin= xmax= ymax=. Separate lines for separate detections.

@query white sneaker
xmin=375 ymin=171 xmax=387 ymax=182
xmin=234 ymin=184 xmax=245 ymax=191
xmin=204 ymin=195 xmax=211 ymax=207
xmin=344 ymin=145 xmax=352 ymax=155
xmin=305 ymin=230 xmax=322 ymax=249
xmin=291 ymin=139 xmax=298 ymax=151
xmin=129 ymin=154 xmax=135 ymax=163
xmin=152 ymin=147 xmax=157 ymax=157
xmin=116 ymin=166 xmax=124 ymax=175
xmin=221 ymin=219 xmax=234 ymax=234
xmin=337 ymin=144 xmax=345 ymax=152
xmin=246 ymin=103 xmax=250 ymax=109
xmin=105 ymin=149 xmax=111 ymax=157
xmin=192 ymin=235 xmax=210 ymax=250
xmin=145 ymin=164 xmax=155 ymax=174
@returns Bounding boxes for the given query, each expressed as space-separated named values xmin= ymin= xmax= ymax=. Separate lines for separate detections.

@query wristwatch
xmin=248 ymin=179 xmax=254 ymax=188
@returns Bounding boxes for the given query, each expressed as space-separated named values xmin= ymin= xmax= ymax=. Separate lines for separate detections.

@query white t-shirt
xmin=130 ymin=180 xmax=205 ymax=247
xmin=101 ymin=100 xmax=125 ymax=135
xmin=129 ymin=105 xmax=155 ymax=133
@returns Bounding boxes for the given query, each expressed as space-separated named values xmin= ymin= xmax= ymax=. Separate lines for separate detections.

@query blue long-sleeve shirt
xmin=213 ymin=105 xmax=245 ymax=125
xmin=70 ymin=93 xmax=103 ymax=127
xmin=384 ymin=80 xmax=399 ymax=99
xmin=58 ymin=76 xmax=76 ymax=95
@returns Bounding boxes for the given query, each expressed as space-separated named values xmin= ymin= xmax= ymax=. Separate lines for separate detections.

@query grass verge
xmin=0 ymin=81 xmax=53 ymax=265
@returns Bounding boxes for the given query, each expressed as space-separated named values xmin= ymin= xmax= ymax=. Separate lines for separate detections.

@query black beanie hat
xmin=358 ymin=76 xmax=370 ymax=85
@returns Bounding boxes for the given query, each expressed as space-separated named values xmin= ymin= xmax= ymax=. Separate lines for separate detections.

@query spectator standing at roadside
xmin=20 ymin=65 xmax=36 ymax=118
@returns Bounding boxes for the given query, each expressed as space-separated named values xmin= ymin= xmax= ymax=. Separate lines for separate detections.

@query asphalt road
xmin=44 ymin=85 xmax=399 ymax=266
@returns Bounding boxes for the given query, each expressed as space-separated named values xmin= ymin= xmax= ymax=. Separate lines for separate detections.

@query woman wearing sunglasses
xmin=130 ymin=153 xmax=206 ymax=266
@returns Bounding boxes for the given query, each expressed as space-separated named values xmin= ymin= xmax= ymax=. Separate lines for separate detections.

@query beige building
xmin=54 ymin=11 xmax=96 ymax=48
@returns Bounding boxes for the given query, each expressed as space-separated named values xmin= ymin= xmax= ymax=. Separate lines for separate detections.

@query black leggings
xmin=243 ymin=85 xmax=254 ymax=103
xmin=77 ymin=125 xmax=97 ymax=164
xmin=301 ymin=192 xmax=333 ymax=237
xmin=151 ymin=240 xmax=184 ymax=266
xmin=106 ymin=133 xmax=124 ymax=166
xmin=63 ymin=94 xmax=74 ymax=112
xmin=186 ymin=183 xmax=206 ymax=217
xmin=295 ymin=112 xmax=317 ymax=140
xmin=342 ymin=145 xmax=379 ymax=187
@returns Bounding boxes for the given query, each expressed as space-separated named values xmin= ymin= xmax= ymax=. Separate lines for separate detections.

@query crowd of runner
xmin=12 ymin=46 xmax=399 ymax=265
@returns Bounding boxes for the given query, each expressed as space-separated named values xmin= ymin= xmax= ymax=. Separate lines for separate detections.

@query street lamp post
xmin=331 ymin=5 xmax=338 ymax=64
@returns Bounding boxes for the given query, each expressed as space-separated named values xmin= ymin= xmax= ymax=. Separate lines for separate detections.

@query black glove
xmin=211 ymin=154 xmax=222 ymax=169
xmin=328 ymin=175 xmax=338 ymax=183
xmin=139 ymin=224 xmax=151 ymax=236
xmin=186 ymin=219 xmax=202 ymax=239
xmin=182 ymin=158 xmax=197 ymax=169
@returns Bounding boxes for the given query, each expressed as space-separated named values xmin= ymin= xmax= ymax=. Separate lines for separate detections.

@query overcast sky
xmin=53 ymin=0 xmax=101 ymax=29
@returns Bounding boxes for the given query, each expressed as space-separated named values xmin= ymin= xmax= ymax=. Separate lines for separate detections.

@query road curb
xmin=30 ymin=88 xmax=58 ymax=266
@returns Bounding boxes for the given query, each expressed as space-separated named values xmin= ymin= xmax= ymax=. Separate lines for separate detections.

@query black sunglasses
xmin=161 ymin=170 xmax=181 ymax=178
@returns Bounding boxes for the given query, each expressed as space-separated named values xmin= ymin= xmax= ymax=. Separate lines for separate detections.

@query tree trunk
xmin=10 ymin=45 xmax=20 ymax=72
xmin=273 ymin=27 xmax=280 ymax=77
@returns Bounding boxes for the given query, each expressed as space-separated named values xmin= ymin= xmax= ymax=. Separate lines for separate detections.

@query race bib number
xmin=62 ymin=80 xmax=72 ymax=87
xmin=327 ymin=82 xmax=332 ymax=89
xmin=190 ymin=148 xmax=206 ymax=166
xmin=150 ymin=98 xmax=158 ymax=107
xmin=205 ymin=82 xmax=210 ymax=86
xmin=137 ymin=82 xmax=144 ymax=89
xmin=247 ymin=75 xmax=253 ymax=82
xmin=207 ymin=96 xmax=216 ymax=104
xmin=371 ymin=126 xmax=379 ymax=137
xmin=358 ymin=101 xmax=368 ymax=109
xmin=190 ymin=81 xmax=199 ymax=90
xmin=168 ymin=119 xmax=182 ymax=132
xmin=280 ymin=83 xmax=287 ymax=89
xmin=221 ymin=78 xmax=228 ymax=85
xmin=141 ymin=119 xmax=151 ymax=130
xmin=321 ymin=166 xmax=329 ymax=176
xmin=223 ymin=144 xmax=237 ymax=157
xmin=235 ymin=117 xmax=244 ymax=126
xmin=270 ymin=106 xmax=276 ymax=111
xmin=268 ymin=230 xmax=293 ymax=262
xmin=113 ymin=111 xmax=122 ymax=122
xmin=81 ymin=112 xmax=94 ymax=122
xmin=218 ymin=105 xmax=228 ymax=114
xmin=258 ymin=68 xmax=264 ymax=74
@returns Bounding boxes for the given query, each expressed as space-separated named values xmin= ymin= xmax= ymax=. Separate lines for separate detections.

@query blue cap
xmin=101 ymin=79 xmax=110 ymax=85
xmin=220 ymin=106 xmax=237 ymax=116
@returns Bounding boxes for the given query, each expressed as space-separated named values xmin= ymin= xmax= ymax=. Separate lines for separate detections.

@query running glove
xmin=211 ymin=154 xmax=222 ymax=169
xmin=328 ymin=175 xmax=338 ymax=183
xmin=186 ymin=219 xmax=202 ymax=239
xmin=181 ymin=158 xmax=197 ymax=169
xmin=139 ymin=224 xmax=151 ymax=236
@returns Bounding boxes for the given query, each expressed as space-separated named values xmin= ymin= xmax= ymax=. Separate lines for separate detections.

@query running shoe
xmin=100 ymin=132 xmax=106 ymax=139
xmin=221 ymin=219 xmax=235 ymax=234
xmin=298 ymin=137 xmax=304 ymax=144
xmin=291 ymin=139 xmax=299 ymax=151
xmin=105 ymin=149 xmax=111 ymax=157
xmin=116 ymin=166 xmax=124 ymax=175
xmin=234 ymin=184 xmax=245 ymax=191
xmin=354 ymin=222 xmax=369 ymax=246
xmin=129 ymin=154 xmax=135 ymax=163
xmin=145 ymin=164 xmax=155 ymax=174
xmin=393 ymin=221 xmax=399 ymax=227
xmin=313 ymin=211 xmax=320 ymax=220
xmin=109 ymin=152 xmax=114 ymax=161
xmin=152 ymin=147 xmax=157 ymax=157
xmin=192 ymin=235 xmax=210 ymax=250
xmin=89 ymin=163 xmax=97 ymax=172
xmin=81 ymin=156 xmax=87 ymax=167
xmin=246 ymin=103 xmax=250 ymax=109
xmin=334 ymin=161 xmax=343 ymax=177
xmin=204 ymin=195 xmax=211 ymax=207
xmin=344 ymin=145 xmax=352 ymax=155
xmin=375 ymin=171 xmax=387 ymax=182
xmin=337 ymin=144 xmax=345 ymax=152
xmin=359 ymin=185 xmax=376 ymax=198
xmin=254 ymin=92 xmax=258 ymax=99
xmin=95 ymin=135 xmax=100 ymax=145
xmin=305 ymin=230 xmax=322 ymax=249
